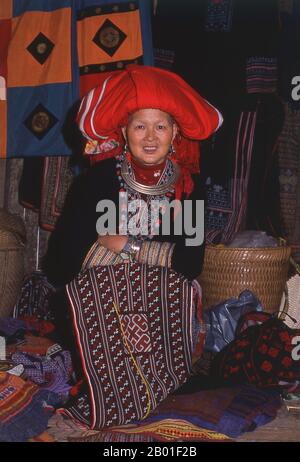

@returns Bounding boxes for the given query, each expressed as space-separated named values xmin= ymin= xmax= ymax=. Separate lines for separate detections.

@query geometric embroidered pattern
xmin=26 ymin=32 xmax=55 ymax=65
xmin=92 ymin=19 xmax=127 ymax=57
xmin=121 ymin=314 xmax=152 ymax=353
xmin=65 ymin=262 xmax=194 ymax=429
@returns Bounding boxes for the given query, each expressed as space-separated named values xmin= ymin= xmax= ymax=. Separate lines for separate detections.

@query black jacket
xmin=43 ymin=158 xmax=205 ymax=286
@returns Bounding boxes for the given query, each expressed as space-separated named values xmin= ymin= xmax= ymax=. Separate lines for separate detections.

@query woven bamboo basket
xmin=0 ymin=209 xmax=26 ymax=318
xmin=198 ymin=244 xmax=291 ymax=313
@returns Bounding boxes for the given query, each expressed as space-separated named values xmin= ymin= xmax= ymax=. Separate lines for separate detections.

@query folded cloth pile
xmin=0 ymin=372 xmax=60 ymax=442
xmin=138 ymin=383 xmax=282 ymax=438
xmin=11 ymin=349 xmax=73 ymax=401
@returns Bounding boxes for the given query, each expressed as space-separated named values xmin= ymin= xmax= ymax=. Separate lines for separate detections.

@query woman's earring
xmin=124 ymin=143 xmax=128 ymax=154
xmin=169 ymin=144 xmax=176 ymax=156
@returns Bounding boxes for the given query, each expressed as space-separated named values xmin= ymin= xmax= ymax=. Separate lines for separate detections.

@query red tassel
xmin=70 ymin=378 xmax=85 ymax=397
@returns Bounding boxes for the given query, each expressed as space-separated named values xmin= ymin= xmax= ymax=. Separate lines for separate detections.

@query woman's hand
xmin=97 ymin=235 xmax=128 ymax=253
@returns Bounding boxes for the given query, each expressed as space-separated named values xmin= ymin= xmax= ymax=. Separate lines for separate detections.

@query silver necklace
xmin=120 ymin=157 xmax=180 ymax=195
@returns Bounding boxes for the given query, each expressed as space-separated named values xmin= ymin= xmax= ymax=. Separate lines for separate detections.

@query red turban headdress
xmin=77 ymin=65 xmax=223 ymax=197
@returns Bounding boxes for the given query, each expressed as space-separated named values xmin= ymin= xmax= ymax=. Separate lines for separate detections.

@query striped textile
xmin=140 ymin=384 xmax=281 ymax=438
xmin=63 ymin=262 xmax=195 ymax=429
xmin=69 ymin=418 xmax=231 ymax=442
xmin=83 ymin=240 xmax=175 ymax=270
xmin=222 ymin=109 xmax=257 ymax=242
xmin=68 ymin=384 xmax=281 ymax=441
xmin=0 ymin=373 xmax=38 ymax=423
xmin=205 ymin=108 xmax=257 ymax=244
xmin=82 ymin=241 xmax=125 ymax=268
xmin=246 ymin=57 xmax=278 ymax=94
xmin=135 ymin=241 xmax=175 ymax=268
xmin=40 ymin=156 xmax=74 ymax=232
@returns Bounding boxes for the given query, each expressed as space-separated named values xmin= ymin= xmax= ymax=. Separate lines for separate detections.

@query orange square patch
xmin=77 ymin=10 xmax=143 ymax=70
xmin=7 ymin=8 xmax=71 ymax=88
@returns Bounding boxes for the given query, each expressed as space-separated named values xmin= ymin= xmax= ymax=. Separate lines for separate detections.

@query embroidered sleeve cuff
xmin=135 ymin=241 xmax=175 ymax=268
xmin=82 ymin=241 xmax=124 ymax=270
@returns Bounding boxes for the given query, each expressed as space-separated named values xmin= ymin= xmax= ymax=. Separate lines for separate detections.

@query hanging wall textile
xmin=40 ymin=156 xmax=75 ymax=231
xmin=204 ymin=0 xmax=233 ymax=32
xmin=62 ymin=262 xmax=194 ymax=429
xmin=18 ymin=156 xmax=75 ymax=231
xmin=205 ymin=108 xmax=257 ymax=244
xmin=278 ymin=104 xmax=300 ymax=239
xmin=246 ymin=57 xmax=278 ymax=94
xmin=0 ymin=0 xmax=153 ymax=158
xmin=2 ymin=0 xmax=75 ymax=158
xmin=222 ymin=109 xmax=257 ymax=242
xmin=205 ymin=178 xmax=233 ymax=245
xmin=77 ymin=1 xmax=145 ymax=96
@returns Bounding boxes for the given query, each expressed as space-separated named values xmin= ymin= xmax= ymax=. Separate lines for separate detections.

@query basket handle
xmin=278 ymin=237 xmax=287 ymax=247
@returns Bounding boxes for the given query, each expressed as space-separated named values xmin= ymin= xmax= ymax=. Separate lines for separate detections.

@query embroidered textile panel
xmin=78 ymin=1 xmax=144 ymax=96
xmin=2 ymin=2 xmax=74 ymax=158
xmin=204 ymin=109 xmax=257 ymax=244
xmin=64 ymin=263 xmax=194 ymax=428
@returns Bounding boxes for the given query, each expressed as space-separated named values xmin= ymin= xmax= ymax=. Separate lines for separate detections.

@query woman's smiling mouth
xmin=143 ymin=146 xmax=158 ymax=153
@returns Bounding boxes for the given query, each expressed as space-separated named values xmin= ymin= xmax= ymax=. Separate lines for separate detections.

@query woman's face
xmin=122 ymin=108 xmax=177 ymax=166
